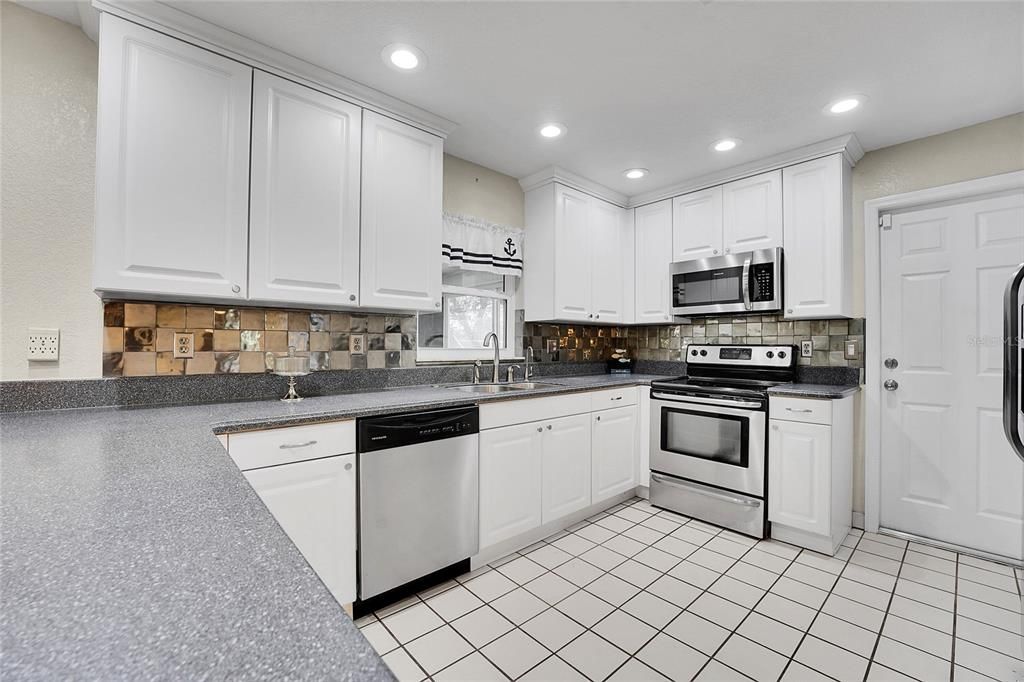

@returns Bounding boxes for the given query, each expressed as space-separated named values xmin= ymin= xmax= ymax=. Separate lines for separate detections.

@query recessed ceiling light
xmin=624 ymin=168 xmax=649 ymax=180
xmin=539 ymin=123 xmax=566 ymax=139
xmin=825 ymin=95 xmax=865 ymax=114
xmin=712 ymin=138 xmax=740 ymax=152
xmin=382 ymin=43 xmax=425 ymax=72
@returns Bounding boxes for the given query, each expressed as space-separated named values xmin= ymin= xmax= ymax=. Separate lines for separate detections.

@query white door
xmin=782 ymin=155 xmax=852 ymax=319
xmin=554 ymin=185 xmax=593 ymax=321
xmin=93 ymin=15 xmax=251 ymax=300
xmin=672 ymin=187 xmax=723 ymax=261
xmin=360 ymin=111 xmax=443 ymax=311
xmin=243 ymin=454 xmax=356 ymax=605
xmin=249 ymin=72 xmax=361 ymax=306
xmin=541 ymin=414 xmax=592 ymax=523
xmin=480 ymin=423 xmax=543 ymax=547
xmin=722 ymin=170 xmax=782 ymax=254
xmin=634 ymin=200 xmax=674 ymax=324
xmin=768 ymin=419 xmax=831 ymax=536
xmin=592 ymin=406 xmax=638 ymax=503
xmin=589 ymin=199 xmax=627 ymax=323
xmin=880 ymin=190 xmax=1024 ymax=560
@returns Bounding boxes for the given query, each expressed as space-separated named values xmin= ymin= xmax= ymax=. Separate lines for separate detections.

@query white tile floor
xmin=356 ymin=498 xmax=1024 ymax=681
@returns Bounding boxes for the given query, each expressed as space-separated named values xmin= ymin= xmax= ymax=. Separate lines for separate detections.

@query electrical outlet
xmin=349 ymin=333 xmax=366 ymax=355
xmin=173 ymin=332 xmax=195 ymax=359
xmin=28 ymin=328 xmax=60 ymax=361
xmin=800 ymin=340 xmax=813 ymax=358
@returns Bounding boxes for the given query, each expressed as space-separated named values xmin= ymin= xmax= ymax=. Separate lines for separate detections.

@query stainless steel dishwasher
xmin=357 ymin=406 xmax=479 ymax=605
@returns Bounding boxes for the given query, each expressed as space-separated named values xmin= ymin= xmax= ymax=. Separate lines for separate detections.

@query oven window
xmin=660 ymin=407 xmax=749 ymax=467
xmin=672 ymin=267 xmax=744 ymax=308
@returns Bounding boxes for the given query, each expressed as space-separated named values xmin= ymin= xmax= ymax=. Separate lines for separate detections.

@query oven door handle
xmin=651 ymin=473 xmax=761 ymax=508
xmin=741 ymin=258 xmax=752 ymax=311
xmin=651 ymin=392 xmax=762 ymax=409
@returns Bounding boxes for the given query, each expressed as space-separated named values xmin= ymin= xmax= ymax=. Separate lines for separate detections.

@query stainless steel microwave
xmin=670 ymin=247 xmax=783 ymax=317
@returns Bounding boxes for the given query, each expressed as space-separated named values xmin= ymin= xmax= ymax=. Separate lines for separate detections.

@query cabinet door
xmin=783 ymin=155 xmax=851 ymax=319
xmin=589 ymin=199 xmax=628 ymax=323
xmin=634 ymin=200 xmax=674 ymax=324
xmin=553 ymin=185 xmax=593 ymax=321
xmin=94 ymin=15 xmax=252 ymax=299
xmin=480 ymin=423 xmax=543 ymax=548
xmin=722 ymin=170 xmax=782 ymax=254
xmin=249 ymin=72 xmax=361 ymax=306
xmin=360 ymin=111 xmax=443 ymax=311
xmin=592 ymin=406 xmax=638 ymax=503
xmin=768 ymin=419 xmax=831 ymax=536
xmin=541 ymin=414 xmax=592 ymax=523
xmin=672 ymin=187 xmax=723 ymax=261
xmin=243 ymin=454 xmax=356 ymax=605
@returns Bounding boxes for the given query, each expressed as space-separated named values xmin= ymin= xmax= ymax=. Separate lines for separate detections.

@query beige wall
xmin=846 ymin=112 xmax=1024 ymax=514
xmin=443 ymin=154 xmax=525 ymax=228
xmin=1 ymin=3 xmax=101 ymax=380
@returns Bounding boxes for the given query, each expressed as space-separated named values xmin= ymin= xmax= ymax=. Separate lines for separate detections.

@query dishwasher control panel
xmin=357 ymin=406 xmax=480 ymax=453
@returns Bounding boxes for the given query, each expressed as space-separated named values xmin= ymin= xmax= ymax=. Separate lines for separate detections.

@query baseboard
xmin=635 ymin=485 xmax=649 ymax=500
xmin=851 ymin=511 xmax=864 ymax=530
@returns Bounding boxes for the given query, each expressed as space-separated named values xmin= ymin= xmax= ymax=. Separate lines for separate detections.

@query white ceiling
xmin=50 ymin=1 xmax=1024 ymax=194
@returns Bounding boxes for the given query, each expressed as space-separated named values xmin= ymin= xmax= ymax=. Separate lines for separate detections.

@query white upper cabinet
xmin=93 ymin=14 xmax=252 ymax=299
xmin=249 ymin=72 xmax=361 ymax=306
xmin=783 ymin=154 xmax=853 ymax=319
xmin=634 ymin=200 xmax=674 ymax=324
xmin=721 ymin=170 xmax=783 ymax=254
xmin=524 ymin=183 xmax=632 ymax=323
xmin=672 ymin=187 xmax=723 ymax=261
xmin=359 ymin=111 xmax=444 ymax=311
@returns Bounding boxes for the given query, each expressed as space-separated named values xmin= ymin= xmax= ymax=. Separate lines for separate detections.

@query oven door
xmin=650 ymin=391 xmax=765 ymax=497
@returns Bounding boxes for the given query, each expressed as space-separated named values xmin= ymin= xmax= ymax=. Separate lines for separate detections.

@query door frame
xmin=863 ymin=170 xmax=1024 ymax=533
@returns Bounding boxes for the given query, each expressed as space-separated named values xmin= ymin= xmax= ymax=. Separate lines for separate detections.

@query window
xmin=417 ymin=269 xmax=518 ymax=362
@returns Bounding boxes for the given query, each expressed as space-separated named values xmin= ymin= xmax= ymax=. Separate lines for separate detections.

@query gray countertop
xmin=0 ymin=373 xmax=667 ymax=680
xmin=767 ymin=383 xmax=861 ymax=399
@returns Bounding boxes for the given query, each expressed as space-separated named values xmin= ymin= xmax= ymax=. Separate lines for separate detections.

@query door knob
xmin=883 ymin=379 xmax=899 ymax=391
xmin=884 ymin=358 xmax=899 ymax=369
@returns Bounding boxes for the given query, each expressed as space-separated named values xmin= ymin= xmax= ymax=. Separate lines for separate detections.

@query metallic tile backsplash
xmin=103 ymin=302 xmax=416 ymax=377
xmin=524 ymin=314 xmax=866 ymax=369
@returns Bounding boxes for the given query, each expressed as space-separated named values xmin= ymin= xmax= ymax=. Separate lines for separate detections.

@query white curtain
xmin=442 ymin=212 xmax=524 ymax=277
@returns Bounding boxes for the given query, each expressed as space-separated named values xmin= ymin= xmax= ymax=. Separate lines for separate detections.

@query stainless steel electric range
xmin=649 ymin=344 xmax=797 ymax=538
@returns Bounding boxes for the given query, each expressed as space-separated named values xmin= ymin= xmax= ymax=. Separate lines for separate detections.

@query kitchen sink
xmin=449 ymin=382 xmax=558 ymax=394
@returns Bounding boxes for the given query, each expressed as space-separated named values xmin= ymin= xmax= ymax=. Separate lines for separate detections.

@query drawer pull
xmin=785 ymin=408 xmax=813 ymax=414
xmin=611 ymin=396 xmax=623 ymax=401
xmin=279 ymin=440 xmax=318 ymax=449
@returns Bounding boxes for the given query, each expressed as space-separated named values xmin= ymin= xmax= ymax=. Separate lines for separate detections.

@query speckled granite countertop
xmin=0 ymin=374 xmax=668 ymax=679
xmin=767 ymin=383 xmax=861 ymax=399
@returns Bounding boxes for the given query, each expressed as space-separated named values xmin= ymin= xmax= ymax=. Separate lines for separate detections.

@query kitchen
xmin=2 ymin=2 xmax=1023 ymax=681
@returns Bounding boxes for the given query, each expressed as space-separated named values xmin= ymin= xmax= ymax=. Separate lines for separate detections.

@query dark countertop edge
xmin=767 ymin=383 xmax=861 ymax=399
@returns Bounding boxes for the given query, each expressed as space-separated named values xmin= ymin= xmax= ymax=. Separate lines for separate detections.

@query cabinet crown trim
xmin=519 ymin=167 xmax=629 ymax=207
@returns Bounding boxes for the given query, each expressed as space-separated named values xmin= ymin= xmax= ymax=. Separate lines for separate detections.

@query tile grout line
xmin=949 ymin=553 xmax=959 ymax=682
xmin=861 ymin=536 xmax=909 ymax=682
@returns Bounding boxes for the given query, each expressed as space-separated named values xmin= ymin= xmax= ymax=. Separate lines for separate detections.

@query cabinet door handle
xmin=344 ymin=463 xmax=353 ymax=471
xmin=611 ymin=396 xmax=623 ymax=401
xmin=596 ymin=415 xmax=601 ymax=421
xmin=279 ymin=440 xmax=318 ymax=449
xmin=537 ymin=427 xmax=543 ymax=432
xmin=546 ymin=425 xmax=552 ymax=430
xmin=785 ymin=408 xmax=813 ymax=414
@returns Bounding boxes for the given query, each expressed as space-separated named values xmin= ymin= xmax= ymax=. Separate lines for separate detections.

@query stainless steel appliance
xmin=1002 ymin=262 xmax=1024 ymax=624
xmin=650 ymin=344 xmax=796 ymax=537
xmin=357 ymin=406 xmax=479 ymax=604
xmin=670 ymin=247 xmax=783 ymax=317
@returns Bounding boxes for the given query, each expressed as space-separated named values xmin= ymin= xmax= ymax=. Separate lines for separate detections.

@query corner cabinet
xmin=93 ymin=14 xmax=252 ymax=299
xmin=782 ymin=154 xmax=854 ymax=319
xmin=524 ymin=183 xmax=633 ymax=324
xmin=634 ymin=200 xmax=674 ymax=324
xmin=248 ymin=72 xmax=361 ymax=306
xmin=768 ymin=394 xmax=853 ymax=556
xmin=359 ymin=111 xmax=443 ymax=312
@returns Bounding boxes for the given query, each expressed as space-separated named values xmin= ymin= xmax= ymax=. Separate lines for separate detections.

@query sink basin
xmin=506 ymin=382 xmax=559 ymax=390
xmin=448 ymin=382 xmax=559 ymax=394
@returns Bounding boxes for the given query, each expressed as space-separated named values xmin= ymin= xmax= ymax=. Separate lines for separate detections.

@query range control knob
xmin=766 ymin=351 xmax=774 ymax=359
xmin=691 ymin=349 xmax=699 ymax=356
xmin=699 ymin=349 xmax=708 ymax=357
xmin=778 ymin=350 xmax=787 ymax=359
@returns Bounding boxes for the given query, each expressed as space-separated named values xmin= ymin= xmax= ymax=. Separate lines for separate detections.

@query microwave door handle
xmin=651 ymin=392 xmax=762 ymax=409
xmin=1004 ymin=261 xmax=1024 ymax=463
xmin=742 ymin=258 xmax=752 ymax=310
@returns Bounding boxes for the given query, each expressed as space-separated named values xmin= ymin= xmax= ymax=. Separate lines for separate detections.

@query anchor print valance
xmin=441 ymin=212 xmax=525 ymax=277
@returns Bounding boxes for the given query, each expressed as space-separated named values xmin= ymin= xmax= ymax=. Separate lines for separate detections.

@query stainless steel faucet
xmin=526 ymin=345 xmax=536 ymax=380
xmin=483 ymin=332 xmax=500 ymax=383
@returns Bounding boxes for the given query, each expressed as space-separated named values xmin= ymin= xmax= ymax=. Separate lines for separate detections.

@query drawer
xmin=227 ymin=420 xmax=356 ymax=471
xmin=770 ymin=396 xmax=832 ymax=425
xmin=480 ymin=392 xmax=591 ymax=430
xmin=590 ymin=387 xmax=638 ymax=411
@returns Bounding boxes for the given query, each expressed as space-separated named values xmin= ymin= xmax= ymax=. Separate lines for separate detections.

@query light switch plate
xmin=800 ymin=340 xmax=813 ymax=358
xmin=844 ymin=339 xmax=860 ymax=360
xmin=28 ymin=328 xmax=60 ymax=361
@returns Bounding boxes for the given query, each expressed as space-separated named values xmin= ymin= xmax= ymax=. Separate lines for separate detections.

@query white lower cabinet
xmin=479 ymin=422 xmax=544 ymax=548
xmin=592 ymin=406 xmax=637 ymax=503
xmin=242 ymin=454 xmax=357 ymax=605
xmin=768 ymin=395 xmax=853 ymax=555
xmin=542 ymin=415 xmax=593 ymax=523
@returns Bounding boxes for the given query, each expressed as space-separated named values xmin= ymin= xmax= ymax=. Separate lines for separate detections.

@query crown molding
xmin=627 ymin=133 xmax=865 ymax=208
xmin=518 ymin=166 xmax=629 ymax=207
xmin=91 ymin=0 xmax=458 ymax=138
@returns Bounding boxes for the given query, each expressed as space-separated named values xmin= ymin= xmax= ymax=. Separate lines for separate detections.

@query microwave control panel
xmin=750 ymin=263 xmax=776 ymax=302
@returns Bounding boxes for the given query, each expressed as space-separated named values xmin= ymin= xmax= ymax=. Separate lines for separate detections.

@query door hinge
xmin=879 ymin=214 xmax=893 ymax=231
